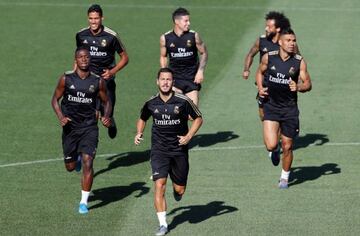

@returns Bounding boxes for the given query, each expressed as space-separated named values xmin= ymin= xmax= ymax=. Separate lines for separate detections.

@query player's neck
xmin=173 ymin=27 xmax=184 ymax=37
xmin=90 ymin=25 xmax=103 ymax=35
xmin=279 ymin=49 xmax=291 ymax=61
xmin=76 ymin=69 xmax=90 ymax=79
xmin=159 ymin=91 xmax=173 ymax=102
xmin=273 ymin=34 xmax=280 ymax=44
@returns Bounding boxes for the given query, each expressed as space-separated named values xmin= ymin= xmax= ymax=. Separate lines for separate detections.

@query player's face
xmin=279 ymin=34 xmax=297 ymax=54
xmin=157 ymin=72 xmax=174 ymax=94
xmin=88 ymin=12 xmax=103 ymax=32
xmin=75 ymin=50 xmax=90 ymax=70
xmin=265 ymin=19 xmax=278 ymax=39
xmin=175 ymin=15 xmax=190 ymax=32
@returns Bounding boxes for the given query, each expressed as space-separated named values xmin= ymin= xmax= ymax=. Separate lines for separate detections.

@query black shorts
xmin=150 ymin=151 xmax=189 ymax=186
xmin=62 ymin=125 xmax=98 ymax=163
xmin=263 ymin=104 xmax=300 ymax=138
xmin=174 ymin=79 xmax=201 ymax=94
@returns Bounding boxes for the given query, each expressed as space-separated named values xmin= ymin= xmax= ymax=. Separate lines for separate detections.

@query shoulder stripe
xmin=164 ymin=30 xmax=173 ymax=35
xmin=189 ymin=29 xmax=197 ymax=34
xmin=104 ymin=26 xmax=126 ymax=51
xmin=64 ymin=70 xmax=74 ymax=75
xmin=104 ymin=26 xmax=118 ymax=36
xmin=268 ymin=50 xmax=279 ymax=55
xmin=77 ymin=27 xmax=89 ymax=33
xmin=145 ymin=93 xmax=159 ymax=103
xmin=175 ymin=93 xmax=202 ymax=116
xmin=90 ymin=72 xmax=100 ymax=78
xmin=260 ymin=34 xmax=266 ymax=38
xmin=294 ymin=54 xmax=303 ymax=60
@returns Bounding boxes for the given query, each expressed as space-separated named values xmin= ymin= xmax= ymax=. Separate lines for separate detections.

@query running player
xmin=134 ymin=68 xmax=203 ymax=235
xmin=255 ymin=28 xmax=312 ymax=189
xmin=51 ymin=47 xmax=112 ymax=213
xmin=160 ymin=7 xmax=208 ymax=106
xmin=76 ymin=4 xmax=129 ymax=138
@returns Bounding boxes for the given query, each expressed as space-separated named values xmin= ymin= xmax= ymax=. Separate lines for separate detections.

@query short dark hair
xmin=172 ymin=7 xmax=189 ymax=22
xmin=157 ymin=67 xmax=173 ymax=79
xmin=280 ymin=28 xmax=295 ymax=36
xmin=88 ymin=4 xmax=103 ymax=17
xmin=75 ymin=46 xmax=89 ymax=56
xmin=265 ymin=11 xmax=291 ymax=30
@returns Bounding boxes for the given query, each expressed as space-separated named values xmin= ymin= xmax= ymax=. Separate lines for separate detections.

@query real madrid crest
xmin=89 ymin=85 xmax=95 ymax=93
xmin=186 ymin=40 xmax=192 ymax=47
xmin=174 ymin=106 xmax=179 ymax=114
xmin=101 ymin=39 xmax=107 ymax=47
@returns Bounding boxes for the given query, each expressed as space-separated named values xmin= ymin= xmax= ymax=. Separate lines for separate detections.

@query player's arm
xmin=102 ymin=50 xmax=129 ymax=80
xmin=98 ymin=79 xmax=112 ymax=127
xmin=51 ymin=75 xmax=71 ymax=126
xmin=243 ymin=38 xmax=260 ymax=80
xmin=134 ymin=119 xmax=146 ymax=145
xmin=178 ymin=116 xmax=203 ymax=146
xmin=290 ymin=59 xmax=312 ymax=93
xmin=194 ymin=32 xmax=208 ymax=84
xmin=160 ymin=34 xmax=168 ymax=68
xmin=255 ymin=53 xmax=269 ymax=97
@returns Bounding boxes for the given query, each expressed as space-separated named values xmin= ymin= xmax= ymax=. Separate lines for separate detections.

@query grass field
xmin=0 ymin=0 xmax=359 ymax=235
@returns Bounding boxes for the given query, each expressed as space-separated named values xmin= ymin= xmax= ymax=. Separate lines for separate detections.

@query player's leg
xmin=172 ymin=86 xmax=183 ymax=94
xmin=154 ymin=177 xmax=168 ymax=235
xmin=169 ymin=152 xmax=189 ymax=201
xmin=278 ymin=115 xmax=299 ymax=189
xmin=263 ymin=120 xmax=280 ymax=151
xmin=62 ymin=126 xmax=78 ymax=172
xmin=151 ymin=152 xmax=170 ymax=234
xmin=185 ymin=90 xmax=199 ymax=106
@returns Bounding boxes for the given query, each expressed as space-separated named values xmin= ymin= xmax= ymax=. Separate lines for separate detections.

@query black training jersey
xmin=259 ymin=35 xmax=280 ymax=61
xmin=265 ymin=50 xmax=302 ymax=108
xmin=165 ymin=30 xmax=199 ymax=81
xmin=61 ymin=71 xmax=101 ymax=128
xmin=140 ymin=92 xmax=202 ymax=153
xmin=76 ymin=26 xmax=125 ymax=76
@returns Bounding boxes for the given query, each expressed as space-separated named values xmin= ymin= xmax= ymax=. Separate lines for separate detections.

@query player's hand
xmin=101 ymin=69 xmax=114 ymax=80
xmin=134 ymin=133 xmax=143 ymax=145
xmin=59 ymin=117 xmax=71 ymax=126
xmin=242 ymin=70 xmax=250 ymax=80
xmin=178 ymin=135 xmax=192 ymax=146
xmin=101 ymin=116 xmax=111 ymax=127
xmin=289 ymin=78 xmax=297 ymax=92
xmin=194 ymin=71 xmax=204 ymax=84
xmin=258 ymin=87 xmax=268 ymax=97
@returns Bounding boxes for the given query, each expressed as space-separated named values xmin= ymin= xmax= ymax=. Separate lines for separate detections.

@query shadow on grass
xmin=289 ymin=163 xmax=341 ymax=186
xmin=168 ymin=201 xmax=238 ymax=230
xmin=294 ymin=133 xmax=329 ymax=150
xmin=94 ymin=150 xmax=150 ymax=178
xmin=189 ymin=131 xmax=239 ymax=149
xmin=88 ymin=182 xmax=150 ymax=210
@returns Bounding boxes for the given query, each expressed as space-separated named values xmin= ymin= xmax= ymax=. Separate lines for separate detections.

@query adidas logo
xmin=70 ymin=85 xmax=75 ymax=89
xmin=170 ymin=43 xmax=175 ymax=47
xmin=153 ymin=172 xmax=159 ymax=176
xmin=154 ymin=109 xmax=159 ymax=113
xmin=263 ymin=47 xmax=268 ymax=52
xmin=270 ymin=65 xmax=276 ymax=70
xmin=83 ymin=39 xmax=88 ymax=44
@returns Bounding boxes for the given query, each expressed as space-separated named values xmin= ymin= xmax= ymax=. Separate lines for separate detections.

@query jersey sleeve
xmin=185 ymin=99 xmax=202 ymax=120
xmin=112 ymin=35 xmax=125 ymax=54
xmin=140 ymin=102 xmax=151 ymax=121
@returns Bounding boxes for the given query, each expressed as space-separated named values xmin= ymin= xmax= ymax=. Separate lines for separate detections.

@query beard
xmin=266 ymin=32 xmax=276 ymax=40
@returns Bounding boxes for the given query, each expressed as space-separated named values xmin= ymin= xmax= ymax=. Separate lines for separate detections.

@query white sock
xmin=80 ymin=190 xmax=90 ymax=205
xmin=156 ymin=211 xmax=167 ymax=227
xmin=281 ymin=169 xmax=290 ymax=180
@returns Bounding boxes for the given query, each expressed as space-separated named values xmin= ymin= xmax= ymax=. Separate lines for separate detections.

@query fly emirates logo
xmin=170 ymin=48 xmax=193 ymax=58
xmin=90 ymin=46 xmax=107 ymax=57
xmin=67 ymin=92 xmax=93 ymax=104
xmin=269 ymin=73 xmax=291 ymax=85
xmin=154 ymin=114 xmax=180 ymax=125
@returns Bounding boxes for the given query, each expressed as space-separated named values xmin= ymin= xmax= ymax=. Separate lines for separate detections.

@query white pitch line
xmin=0 ymin=2 xmax=359 ymax=12
xmin=0 ymin=142 xmax=358 ymax=168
